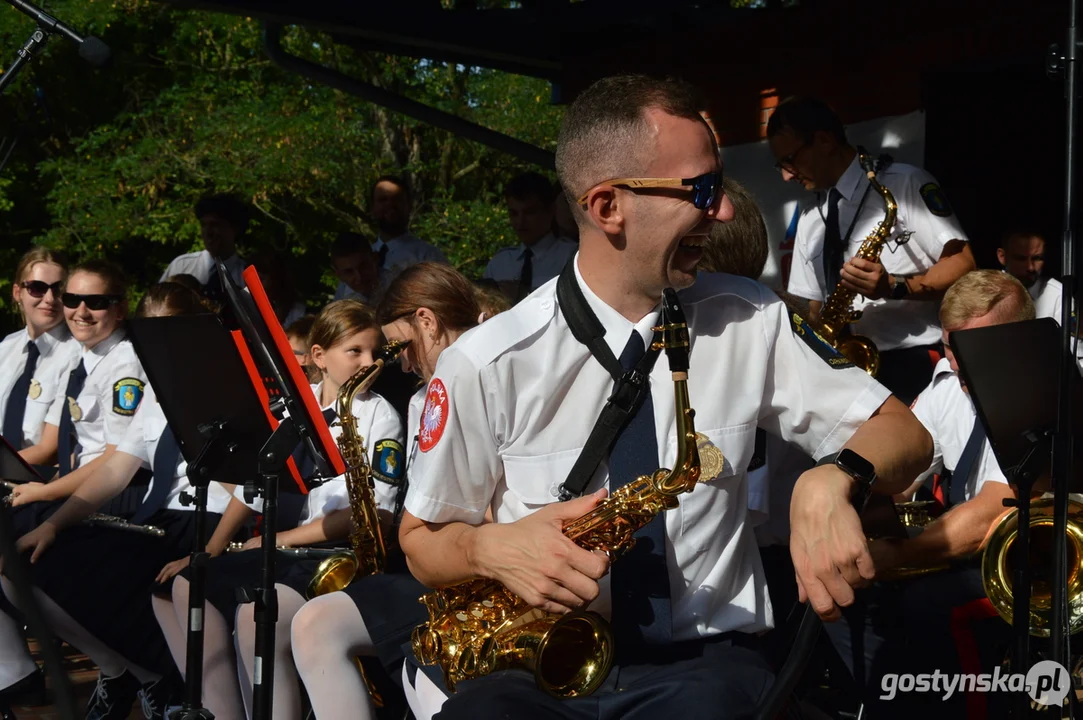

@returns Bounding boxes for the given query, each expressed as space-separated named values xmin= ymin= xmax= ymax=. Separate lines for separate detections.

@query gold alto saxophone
xmin=810 ymin=148 xmax=898 ymax=377
xmin=410 ymin=289 xmax=725 ymax=698
xmin=307 ymin=339 xmax=410 ymax=598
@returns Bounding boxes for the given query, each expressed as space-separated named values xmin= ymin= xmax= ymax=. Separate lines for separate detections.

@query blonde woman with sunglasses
xmin=0 ymin=247 xmax=81 ymax=469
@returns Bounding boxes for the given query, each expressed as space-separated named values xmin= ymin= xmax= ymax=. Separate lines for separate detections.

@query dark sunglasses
xmin=61 ymin=293 xmax=124 ymax=311
xmin=577 ymin=171 xmax=724 ymax=211
xmin=20 ymin=280 xmax=63 ymax=299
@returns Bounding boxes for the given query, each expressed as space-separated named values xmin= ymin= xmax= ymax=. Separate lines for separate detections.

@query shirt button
xmin=540 ymin=299 xmax=553 ymax=311
xmin=550 ymin=485 xmax=560 ymax=497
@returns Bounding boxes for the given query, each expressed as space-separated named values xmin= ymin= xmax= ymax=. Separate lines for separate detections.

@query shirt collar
xmin=378 ymin=231 xmax=417 ymax=247
xmin=82 ymin=328 xmax=126 ymax=375
xmin=572 ymin=253 xmax=660 ymax=361
xmin=833 ymin=153 xmax=865 ymax=203
xmin=35 ymin=323 xmax=70 ymax=354
xmin=522 ymin=233 xmax=558 ymax=258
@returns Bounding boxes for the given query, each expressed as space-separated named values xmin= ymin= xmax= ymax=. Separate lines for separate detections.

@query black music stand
xmin=0 ymin=435 xmax=45 ymax=485
xmin=951 ymin=317 xmax=1081 ymax=718
xmin=217 ymin=263 xmax=346 ymax=720
xmin=128 ymin=311 xmax=309 ymax=720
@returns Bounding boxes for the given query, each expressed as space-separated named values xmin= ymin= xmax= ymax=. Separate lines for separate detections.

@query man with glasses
xmin=767 ymin=96 xmax=976 ymax=405
xmin=396 ymin=74 xmax=933 ymax=720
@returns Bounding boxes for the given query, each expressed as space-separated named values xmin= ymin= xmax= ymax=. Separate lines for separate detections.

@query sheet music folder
xmin=127 ymin=312 xmax=307 ymax=493
xmin=950 ymin=317 xmax=1082 ymax=492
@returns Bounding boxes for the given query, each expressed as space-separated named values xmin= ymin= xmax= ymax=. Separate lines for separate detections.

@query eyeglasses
xmin=774 ymin=142 xmax=808 ymax=172
xmin=576 ymin=171 xmax=724 ymax=211
xmin=61 ymin=293 xmax=124 ymax=311
xmin=20 ymin=280 xmax=63 ymax=299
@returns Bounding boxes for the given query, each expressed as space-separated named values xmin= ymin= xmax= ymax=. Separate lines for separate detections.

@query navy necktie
xmin=517 ymin=247 xmax=534 ymax=302
xmin=131 ymin=425 xmax=182 ymax=525
xmin=608 ymin=329 xmax=671 ymax=654
xmin=949 ymin=419 xmax=986 ymax=507
xmin=3 ymin=341 xmax=40 ymax=447
xmin=822 ymin=188 xmax=844 ymax=295
xmin=58 ymin=360 xmax=87 ymax=477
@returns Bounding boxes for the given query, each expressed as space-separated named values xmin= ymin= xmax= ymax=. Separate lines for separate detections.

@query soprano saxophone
xmin=306 ymin=339 xmax=410 ymax=599
xmin=809 ymin=148 xmax=898 ymax=377
xmin=410 ymin=289 xmax=724 ymax=698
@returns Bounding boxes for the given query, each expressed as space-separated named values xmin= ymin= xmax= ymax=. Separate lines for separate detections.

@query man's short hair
xmin=700 ymin=178 xmax=769 ymax=279
xmin=998 ymin=229 xmax=1046 ymax=251
xmin=504 ymin=172 xmax=557 ymax=205
xmin=766 ymin=96 xmax=848 ymax=145
xmin=371 ymin=174 xmax=410 ymax=202
xmin=941 ymin=270 xmax=1035 ymax=330
xmin=330 ymin=232 xmax=373 ymax=260
xmin=555 ymin=74 xmax=709 ymax=204
xmin=195 ymin=193 xmax=250 ymax=233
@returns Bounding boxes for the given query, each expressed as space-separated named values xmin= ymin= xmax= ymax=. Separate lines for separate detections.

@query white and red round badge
xmin=419 ymin=378 xmax=449 ymax=452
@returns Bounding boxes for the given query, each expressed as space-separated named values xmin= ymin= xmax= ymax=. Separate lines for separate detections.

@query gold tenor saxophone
xmin=411 ymin=289 xmax=724 ymax=698
xmin=810 ymin=148 xmax=898 ymax=377
xmin=306 ymin=339 xmax=410 ymax=598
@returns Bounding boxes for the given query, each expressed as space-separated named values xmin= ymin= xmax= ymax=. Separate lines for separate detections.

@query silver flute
xmin=1 ymin=480 xmax=166 ymax=537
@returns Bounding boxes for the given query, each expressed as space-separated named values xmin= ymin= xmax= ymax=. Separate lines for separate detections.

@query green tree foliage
xmin=0 ymin=1 xmax=562 ymax=332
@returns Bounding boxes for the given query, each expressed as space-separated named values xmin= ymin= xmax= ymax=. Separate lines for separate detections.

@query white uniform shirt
xmin=788 ymin=155 xmax=968 ymax=351
xmin=45 ymin=330 xmax=148 ymax=468
xmin=160 ymin=250 xmax=247 ymax=288
xmin=116 ymin=383 xmax=233 ymax=513
xmin=406 ymin=255 xmax=892 ymax=638
xmin=483 ymin=233 xmax=577 ymax=292
xmin=910 ymin=358 xmax=1008 ymax=501
xmin=0 ymin=324 xmax=81 ymax=448
xmin=236 ymin=383 xmax=405 ymax=525
xmin=374 ymin=233 xmax=448 ymax=280
xmin=751 ymin=435 xmax=815 ymax=547
xmin=405 ymin=387 xmax=425 ymax=476
xmin=1028 ymin=276 xmax=1083 ymax=372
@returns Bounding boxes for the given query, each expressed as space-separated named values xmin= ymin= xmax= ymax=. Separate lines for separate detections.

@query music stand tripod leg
xmin=251 ymin=416 xmax=299 ymax=720
xmin=170 ymin=422 xmax=231 ymax=720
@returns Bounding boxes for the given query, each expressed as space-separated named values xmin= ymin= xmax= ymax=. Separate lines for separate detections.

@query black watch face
xmin=837 ymin=449 xmax=875 ymax=482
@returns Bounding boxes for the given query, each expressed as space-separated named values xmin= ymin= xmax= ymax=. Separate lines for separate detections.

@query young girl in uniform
xmin=153 ymin=299 xmax=405 ymax=720
xmin=12 ymin=282 xmax=239 ymax=719
xmin=289 ymin=262 xmax=486 ymax=720
xmin=0 ymin=249 xmax=82 ymax=702
xmin=0 ymin=247 xmax=81 ymax=467
xmin=8 ymin=259 xmax=148 ymax=516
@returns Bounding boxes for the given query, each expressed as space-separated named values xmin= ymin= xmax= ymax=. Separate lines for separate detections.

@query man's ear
xmin=583 ymin=186 xmax=625 ymax=237
xmin=996 ymin=248 xmax=1007 ymax=267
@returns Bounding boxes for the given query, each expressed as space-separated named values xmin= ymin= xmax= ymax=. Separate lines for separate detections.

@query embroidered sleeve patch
xmin=419 ymin=379 xmax=449 ymax=453
xmin=372 ymin=439 xmax=405 ymax=485
xmin=919 ymin=182 xmax=953 ymax=218
xmin=113 ymin=378 xmax=145 ymax=416
xmin=790 ymin=312 xmax=855 ymax=370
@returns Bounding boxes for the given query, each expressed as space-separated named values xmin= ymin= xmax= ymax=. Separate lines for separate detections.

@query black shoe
xmin=0 ymin=667 xmax=46 ymax=707
xmin=137 ymin=676 xmax=182 ymax=720
xmin=85 ymin=670 xmax=140 ymax=720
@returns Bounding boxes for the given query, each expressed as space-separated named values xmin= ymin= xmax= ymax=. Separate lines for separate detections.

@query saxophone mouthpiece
xmin=659 ymin=289 xmax=689 ymax=373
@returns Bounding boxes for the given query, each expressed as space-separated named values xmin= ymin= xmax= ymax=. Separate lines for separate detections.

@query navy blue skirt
xmin=343 ymin=551 xmax=429 ymax=675
xmin=27 ymin=508 xmax=220 ymax=677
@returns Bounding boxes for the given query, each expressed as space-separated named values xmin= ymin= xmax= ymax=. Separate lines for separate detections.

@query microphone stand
xmin=0 ymin=27 xmax=48 ymax=95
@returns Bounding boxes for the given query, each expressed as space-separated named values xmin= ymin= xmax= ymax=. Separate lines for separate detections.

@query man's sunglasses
xmin=576 ymin=171 xmax=723 ymax=211
xmin=61 ymin=293 xmax=124 ymax=311
xmin=20 ymin=281 xmax=63 ymax=299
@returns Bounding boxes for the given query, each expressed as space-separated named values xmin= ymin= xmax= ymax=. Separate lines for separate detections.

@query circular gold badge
xmin=27 ymin=379 xmax=41 ymax=400
xmin=696 ymin=432 xmax=725 ymax=482
xmin=68 ymin=396 xmax=83 ymax=423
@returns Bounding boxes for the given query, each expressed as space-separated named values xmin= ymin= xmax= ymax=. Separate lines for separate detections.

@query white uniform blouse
xmin=406 ymin=254 xmax=892 ymax=638
xmin=116 ymin=383 xmax=233 ymax=514
xmin=910 ymin=358 xmax=1009 ymax=501
xmin=0 ymin=324 xmax=81 ymax=448
xmin=235 ymin=383 xmax=405 ymax=525
xmin=45 ymin=330 xmax=148 ymax=468
xmin=787 ymin=155 xmax=969 ymax=352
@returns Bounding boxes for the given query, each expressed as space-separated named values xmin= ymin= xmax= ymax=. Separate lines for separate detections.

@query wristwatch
xmin=889 ymin=275 xmax=910 ymax=300
xmin=817 ymin=448 xmax=877 ymax=511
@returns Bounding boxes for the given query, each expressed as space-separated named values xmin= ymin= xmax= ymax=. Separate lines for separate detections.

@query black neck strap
xmin=554 ymin=260 xmax=664 ymax=501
